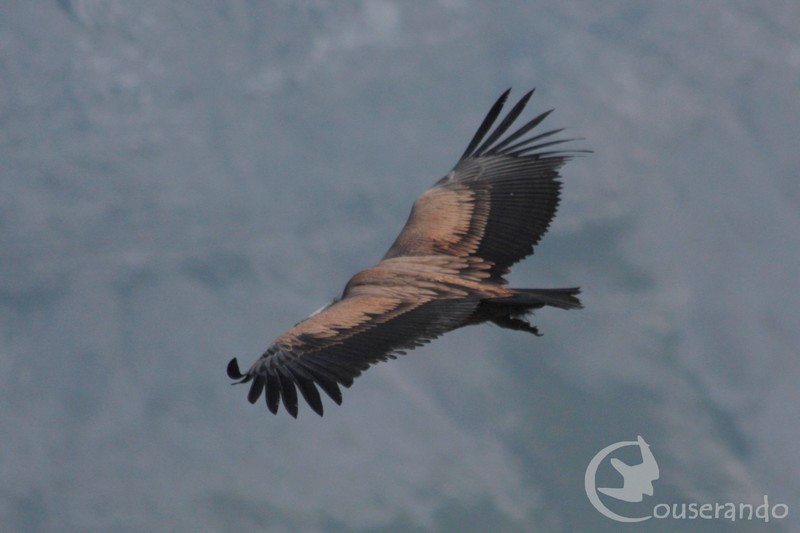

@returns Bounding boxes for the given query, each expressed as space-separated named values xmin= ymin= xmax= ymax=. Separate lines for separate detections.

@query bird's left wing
xmin=384 ymin=89 xmax=584 ymax=280
xmin=227 ymin=290 xmax=478 ymax=417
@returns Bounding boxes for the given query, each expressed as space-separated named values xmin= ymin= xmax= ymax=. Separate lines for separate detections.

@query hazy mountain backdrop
xmin=2 ymin=1 xmax=798 ymax=531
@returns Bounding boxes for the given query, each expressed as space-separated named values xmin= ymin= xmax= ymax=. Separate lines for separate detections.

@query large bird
xmin=228 ymin=89 xmax=584 ymax=417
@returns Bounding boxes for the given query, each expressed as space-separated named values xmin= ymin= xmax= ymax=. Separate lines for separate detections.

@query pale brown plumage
xmin=227 ymin=89 xmax=585 ymax=417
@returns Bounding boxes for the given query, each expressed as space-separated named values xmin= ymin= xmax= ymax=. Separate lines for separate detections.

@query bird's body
xmin=228 ymin=89 xmax=584 ymax=417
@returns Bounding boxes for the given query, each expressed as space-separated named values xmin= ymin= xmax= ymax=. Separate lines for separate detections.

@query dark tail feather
xmin=493 ymin=287 xmax=582 ymax=310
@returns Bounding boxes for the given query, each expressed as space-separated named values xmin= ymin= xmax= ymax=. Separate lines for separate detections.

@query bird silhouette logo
xmin=585 ymin=435 xmax=660 ymax=522
xmin=597 ymin=436 xmax=659 ymax=502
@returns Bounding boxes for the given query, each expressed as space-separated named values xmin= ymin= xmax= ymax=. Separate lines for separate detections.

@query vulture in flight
xmin=228 ymin=89 xmax=584 ymax=417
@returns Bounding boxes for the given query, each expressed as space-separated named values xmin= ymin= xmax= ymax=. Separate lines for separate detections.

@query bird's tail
xmin=494 ymin=287 xmax=583 ymax=310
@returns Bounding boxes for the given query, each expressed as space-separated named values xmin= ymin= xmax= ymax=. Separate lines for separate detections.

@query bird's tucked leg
xmin=490 ymin=315 xmax=542 ymax=336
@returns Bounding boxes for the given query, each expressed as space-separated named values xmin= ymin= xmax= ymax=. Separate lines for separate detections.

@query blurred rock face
xmin=1 ymin=2 xmax=798 ymax=532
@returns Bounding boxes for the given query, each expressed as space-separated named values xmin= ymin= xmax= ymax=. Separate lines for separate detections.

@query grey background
xmin=2 ymin=1 xmax=798 ymax=531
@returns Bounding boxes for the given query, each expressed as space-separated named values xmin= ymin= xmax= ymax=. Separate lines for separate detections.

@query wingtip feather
xmin=266 ymin=372 xmax=281 ymax=415
xmin=247 ymin=375 xmax=265 ymax=404
xmin=460 ymin=88 xmax=512 ymax=160
xmin=227 ymin=358 xmax=245 ymax=380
